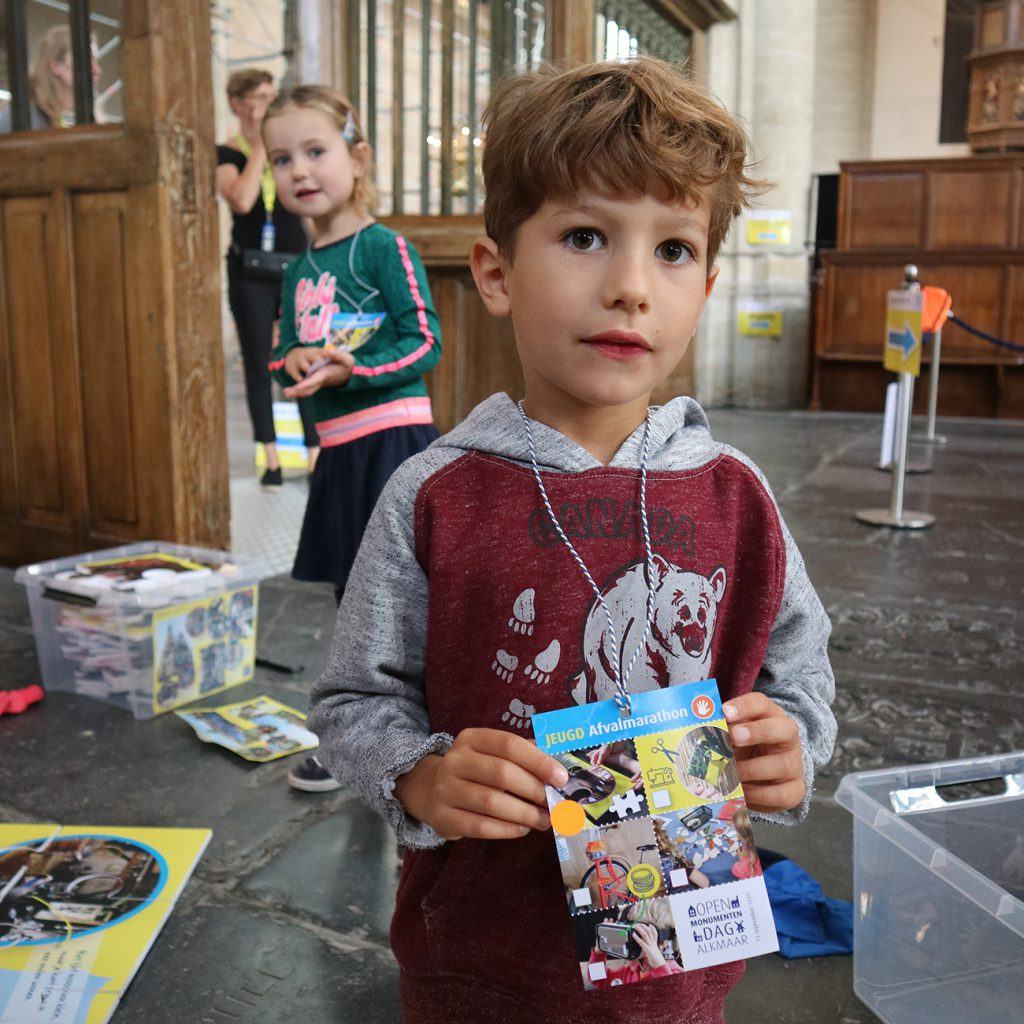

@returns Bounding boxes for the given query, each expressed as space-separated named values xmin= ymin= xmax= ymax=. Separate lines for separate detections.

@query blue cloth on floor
xmin=760 ymin=849 xmax=853 ymax=958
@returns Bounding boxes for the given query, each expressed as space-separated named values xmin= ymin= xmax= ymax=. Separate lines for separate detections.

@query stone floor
xmin=2 ymin=394 xmax=1023 ymax=1023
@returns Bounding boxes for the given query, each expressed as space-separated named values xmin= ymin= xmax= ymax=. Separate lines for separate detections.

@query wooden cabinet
xmin=812 ymin=156 xmax=1024 ymax=418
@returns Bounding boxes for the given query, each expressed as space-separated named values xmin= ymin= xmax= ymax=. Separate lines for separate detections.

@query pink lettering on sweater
xmin=294 ymin=272 xmax=339 ymax=343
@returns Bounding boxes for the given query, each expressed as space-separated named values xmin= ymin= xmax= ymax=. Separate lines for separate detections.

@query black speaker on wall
xmin=811 ymin=173 xmax=839 ymax=254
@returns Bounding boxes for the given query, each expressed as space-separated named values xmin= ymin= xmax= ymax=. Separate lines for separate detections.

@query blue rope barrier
xmin=947 ymin=312 xmax=1024 ymax=356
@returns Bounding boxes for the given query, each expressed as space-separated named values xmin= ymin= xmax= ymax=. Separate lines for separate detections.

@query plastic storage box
xmin=836 ymin=753 xmax=1024 ymax=1024
xmin=15 ymin=542 xmax=265 ymax=720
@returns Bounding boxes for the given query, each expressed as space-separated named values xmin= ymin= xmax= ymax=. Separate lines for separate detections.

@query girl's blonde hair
xmin=262 ymin=85 xmax=379 ymax=215
xmin=30 ymin=25 xmax=72 ymax=128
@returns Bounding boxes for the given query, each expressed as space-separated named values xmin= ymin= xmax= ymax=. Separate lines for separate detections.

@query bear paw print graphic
xmin=502 ymin=697 xmax=535 ymax=730
xmin=508 ymin=588 xmax=535 ymax=635
xmin=491 ymin=649 xmax=518 ymax=683
xmin=524 ymin=640 xmax=561 ymax=685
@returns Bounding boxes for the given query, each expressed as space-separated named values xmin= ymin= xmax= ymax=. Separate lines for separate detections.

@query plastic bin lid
xmin=837 ymin=752 xmax=1024 ymax=940
xmin=14 ymin=541 xmax=267 ymax=609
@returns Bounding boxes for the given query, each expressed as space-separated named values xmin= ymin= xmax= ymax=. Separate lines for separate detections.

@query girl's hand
xmin=283 ymin=346 xmax=355 ymax=398
xmin=724 ymin=692 xmax=805 ymax=813
xmin=283 ymin=345 xmax=324 ymax=380
xmin=588 ymin=744 xmax=610 ymax=767
xmin=394 ymin=728 xmax=568 ymax=841
xmin=632 ymin=922 xmax=666 ymax=970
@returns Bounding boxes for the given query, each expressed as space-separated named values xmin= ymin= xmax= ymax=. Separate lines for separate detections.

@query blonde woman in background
xmin=215 ymin=68 xmax=321 ymax=486
xmin=0 ymin=25 xmax=101 ymax=132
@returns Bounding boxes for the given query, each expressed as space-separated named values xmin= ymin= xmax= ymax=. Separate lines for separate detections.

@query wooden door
xmin=0 ymin=0 xmax=227 ymax=567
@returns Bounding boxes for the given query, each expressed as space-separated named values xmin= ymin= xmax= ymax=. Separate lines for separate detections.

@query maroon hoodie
xmin=310 ymin=393 xmax=836 ymax=1022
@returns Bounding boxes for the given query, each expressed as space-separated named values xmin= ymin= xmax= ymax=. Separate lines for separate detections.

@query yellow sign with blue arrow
xmin=884 ymin=289 xmax=923 ymax=377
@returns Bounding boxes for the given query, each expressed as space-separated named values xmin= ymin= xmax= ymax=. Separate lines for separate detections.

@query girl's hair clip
xmin=341 ymin=110 xmax=357 ymax=142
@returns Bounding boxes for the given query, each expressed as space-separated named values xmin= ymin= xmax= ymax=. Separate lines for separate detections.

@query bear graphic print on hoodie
xmin=309 ymin=392 xmax=837 ymax=1024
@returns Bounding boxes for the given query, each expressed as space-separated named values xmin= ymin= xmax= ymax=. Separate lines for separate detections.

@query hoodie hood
xmin=434 ymin=392 xmax=720 ymax=474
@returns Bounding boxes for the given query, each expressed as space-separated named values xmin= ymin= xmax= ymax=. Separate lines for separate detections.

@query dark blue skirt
xmin=292 ymin=423 xmax=439 ymax=591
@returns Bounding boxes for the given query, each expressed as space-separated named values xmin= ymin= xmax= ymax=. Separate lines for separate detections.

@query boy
xmin=309 ymin=58 xmax=836 ymax=1023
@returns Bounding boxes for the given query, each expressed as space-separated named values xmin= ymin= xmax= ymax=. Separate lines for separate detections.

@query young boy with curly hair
xmin=309 ymin=57 xmax=836 ymax=1023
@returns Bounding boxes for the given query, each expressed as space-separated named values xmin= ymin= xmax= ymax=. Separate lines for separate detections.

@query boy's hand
xmin=282 ymin=345 xmax=355 ymax=397
xmin=723 ymin=692 xmax=805 ymax=813
xmin=394 ymin=728 xmax=569 ymax=841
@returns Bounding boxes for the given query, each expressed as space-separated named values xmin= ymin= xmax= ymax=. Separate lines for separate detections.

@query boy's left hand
xmin=723 ymin=692 xmax=805 ymax=813
xmin=283 ymin=346 xmax=355 ymax=398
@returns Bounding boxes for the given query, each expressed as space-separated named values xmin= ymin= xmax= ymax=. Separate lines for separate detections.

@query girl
xmin=261 ymin=86 xmax=442 ymax=791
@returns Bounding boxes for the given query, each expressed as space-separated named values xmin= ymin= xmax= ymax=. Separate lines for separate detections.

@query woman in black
xmin=215 ymin=68 xmax=319 ymax=485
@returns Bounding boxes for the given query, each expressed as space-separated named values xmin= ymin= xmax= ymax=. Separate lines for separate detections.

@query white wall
xmin=871 ymin=0 xmax=970 ymax=160
xmin=698 ymin=0 xmax=817 ymax=410
xmin=697 ymin=0 xmax=972 ymax=409
xmin=812 ymin=0 xmax=876 ymax=173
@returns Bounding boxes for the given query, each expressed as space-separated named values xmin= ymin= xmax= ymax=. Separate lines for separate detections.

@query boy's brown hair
xmin=226 ymin=67 xmax=273 ymax=101
xmin=262 ymin=84 xmax=379 ymax=215
xmin=482 ymin=58 xmax=767 ymax=268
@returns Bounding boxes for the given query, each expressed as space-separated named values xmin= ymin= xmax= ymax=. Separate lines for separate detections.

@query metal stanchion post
xmin=857 ymin=265 xmax=936 ymax=530
xmin=920 ymin=326 xmax=947 ymax=445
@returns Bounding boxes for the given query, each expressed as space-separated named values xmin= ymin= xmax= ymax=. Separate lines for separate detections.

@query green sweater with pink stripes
xmin=269 ymin=223 xmax=442 ymax=444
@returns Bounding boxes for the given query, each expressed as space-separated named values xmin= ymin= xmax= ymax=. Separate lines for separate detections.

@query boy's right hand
xmin=394 ymin=728 xmax=569 ymax=841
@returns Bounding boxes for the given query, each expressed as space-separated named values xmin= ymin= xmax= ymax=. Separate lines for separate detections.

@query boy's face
xmin=472 ymin=190 xmax=717 ymax=417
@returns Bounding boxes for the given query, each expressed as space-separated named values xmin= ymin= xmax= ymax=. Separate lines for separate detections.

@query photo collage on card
xmin=152 ymin=586 xmax=257 ymax=712
xmin=537 ymin=683 xmax=775 ymax=993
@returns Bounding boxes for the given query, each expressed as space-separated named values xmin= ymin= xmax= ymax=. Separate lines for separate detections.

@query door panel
xmin=2 ymin=192 xmax=84 ymax=536
xmin=0 ymin=0 xmax=226 ymax=566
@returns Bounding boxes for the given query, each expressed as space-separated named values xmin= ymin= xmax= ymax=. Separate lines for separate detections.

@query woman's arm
xmin=215 ymin=143 xmax=266 ymax=215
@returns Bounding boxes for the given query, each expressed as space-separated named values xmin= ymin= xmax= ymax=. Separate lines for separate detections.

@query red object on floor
xmin=0 ymin=685 xmax=44 ymax=716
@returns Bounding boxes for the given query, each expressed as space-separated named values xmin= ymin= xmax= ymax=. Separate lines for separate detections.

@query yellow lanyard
xmin=235 ymin=133 xmax=276 ymax=218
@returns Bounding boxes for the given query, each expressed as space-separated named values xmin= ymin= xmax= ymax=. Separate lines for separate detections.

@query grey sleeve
xmin=752 ymin=513 xmax=837 ymax=827
xmin=724 ymin=449 xmax=837 ymax=828
xmin=307 ymin=451 xmax=456 ymax=849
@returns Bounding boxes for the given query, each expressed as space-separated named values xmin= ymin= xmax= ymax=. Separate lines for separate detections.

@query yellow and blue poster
xmin=255 ymin=402 xmax=312 ymax=471
xmin=737 ymin=301 xmax=784 ymax=337
xmin=0 ymin=824 xmax=209 ymax=1022
xmin=884 ymin=289 xmax=923 ymax=376
xmin=745 ymin=209 xmax=792 ymax=246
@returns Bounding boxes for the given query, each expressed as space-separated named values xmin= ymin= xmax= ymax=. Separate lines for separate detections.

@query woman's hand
xmin=394 ymin=728 xmax=568 ymax=841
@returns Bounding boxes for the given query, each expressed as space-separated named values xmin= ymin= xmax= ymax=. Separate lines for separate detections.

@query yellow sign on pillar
xmin=738 ymin=301 xmax=783 ymax=337
xmin=745 ymin=209 xmax=792 ymax=245
xmin=884 ymin=289 xmax=923 ymax=376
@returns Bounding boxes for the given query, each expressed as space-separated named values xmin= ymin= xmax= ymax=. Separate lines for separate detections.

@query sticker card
xmin=533 ymin=680 xmax=778 ymax=993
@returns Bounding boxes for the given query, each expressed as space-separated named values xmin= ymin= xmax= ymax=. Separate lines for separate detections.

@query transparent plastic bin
xmin=836 ymin=754 xmax=1024 ymax=1024
xmin=15 ymin=542 xmax=266 ymax=720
